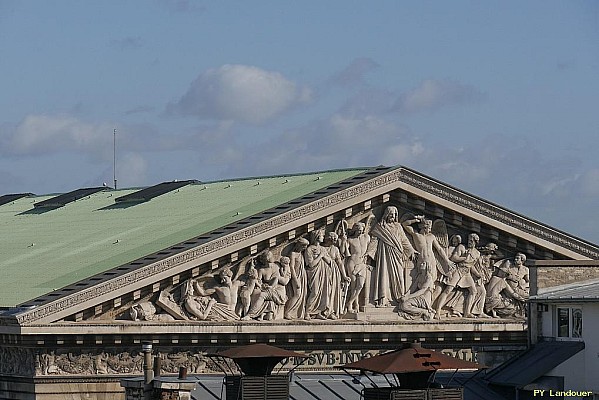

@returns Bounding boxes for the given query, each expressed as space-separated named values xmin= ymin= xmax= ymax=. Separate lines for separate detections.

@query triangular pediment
xmin=5 ymin=166 xmax=598 ymax=327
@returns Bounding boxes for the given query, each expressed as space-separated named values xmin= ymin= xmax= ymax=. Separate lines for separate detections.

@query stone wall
xmin=121 ymin=377 xmax=196 ymax=400
xmin=0 ymin=376 xmax=125 ymax=400
xmin=530 ymin=261 xmax=599 ymax=295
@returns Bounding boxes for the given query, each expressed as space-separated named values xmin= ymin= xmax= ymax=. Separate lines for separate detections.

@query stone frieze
xmin=118 ymin=206 xmax=530 ymax=323
xmin=0 ymin=347 xmax=212 ymax=377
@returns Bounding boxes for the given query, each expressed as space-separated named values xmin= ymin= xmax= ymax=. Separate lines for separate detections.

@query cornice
xmin=399 ymin=168 xmax=599 ymax=259
xmin=18 ymin=320 xmax=527 ymax=336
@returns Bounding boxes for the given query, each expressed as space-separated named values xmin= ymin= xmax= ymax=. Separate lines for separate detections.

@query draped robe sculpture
xmin=369 ymin=206 xmax=416 ymax=307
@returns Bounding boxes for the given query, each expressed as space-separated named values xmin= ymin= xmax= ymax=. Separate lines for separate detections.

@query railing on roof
xmin=363 ymin=387 xmax=463 ymax=400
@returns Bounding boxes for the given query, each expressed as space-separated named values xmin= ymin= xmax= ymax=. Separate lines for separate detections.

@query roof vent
xmin=115 ymin=180 xmax=198 ymax=204
xmin=33 ymin=187 xmax=108 ymax=209
xmin=0 ymin=193 xmax=34 ymax=207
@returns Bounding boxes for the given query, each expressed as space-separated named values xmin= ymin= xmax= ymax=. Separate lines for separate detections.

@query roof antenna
xmin=113 ymin=128 xmax=118 ymax=190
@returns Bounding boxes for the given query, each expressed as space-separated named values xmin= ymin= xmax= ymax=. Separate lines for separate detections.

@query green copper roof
xmin=0 ymin=169 xmax=366 ymax=307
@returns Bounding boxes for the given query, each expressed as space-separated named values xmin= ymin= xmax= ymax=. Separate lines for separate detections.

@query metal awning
xmin=208 ymin=343 xmax=307 ymax=376
xmin=485 ymin=340 xmax=584 ymax=387
xmin=341 ymin=342 xmax=485 ymax=374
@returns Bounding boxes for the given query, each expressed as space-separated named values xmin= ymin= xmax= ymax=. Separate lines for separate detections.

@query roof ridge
xmin=7 ymin=167 xmax=379 ymax=198
xmin=196 ymin=166 xmax=381 ymax=185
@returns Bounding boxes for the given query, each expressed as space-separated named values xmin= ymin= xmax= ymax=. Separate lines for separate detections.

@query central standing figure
xmin=304 ymin=228 xmax=332 ymax=319
xmin=369 ymin=206 xmax=416 ymax=307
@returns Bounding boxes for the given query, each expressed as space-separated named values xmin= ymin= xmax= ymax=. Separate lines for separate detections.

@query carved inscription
xmin=279 ymin=348 xmax=478 ymax=370
xmin=1 ymin=346 xmax=477 ymax=376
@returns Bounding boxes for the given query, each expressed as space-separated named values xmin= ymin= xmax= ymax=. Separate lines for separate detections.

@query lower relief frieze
xmin=0 ymin=347 xmax=216 ymax=377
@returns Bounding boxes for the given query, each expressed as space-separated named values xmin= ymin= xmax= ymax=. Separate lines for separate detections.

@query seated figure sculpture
xmin=397 ymin=262 xmax=435 ymax=321
xmin=182 ymin=277 xmax=238 ymax=321
xmin=242 ymin=251 xmax=290 ymax=321
xmin=484 ymin=260 xmax=526 ymax=318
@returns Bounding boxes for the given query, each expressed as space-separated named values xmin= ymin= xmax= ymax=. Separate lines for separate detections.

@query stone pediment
xmin=4 ymin=166 xmax=598 ymax=328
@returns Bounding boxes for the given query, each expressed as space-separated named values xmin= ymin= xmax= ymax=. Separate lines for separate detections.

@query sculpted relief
xmin=0 ymin=347 xmax=211 ymax=376
xmin=123 ymin=205 xmax=529 ymax=323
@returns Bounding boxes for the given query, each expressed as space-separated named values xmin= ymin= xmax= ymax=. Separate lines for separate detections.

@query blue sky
xmin=1 ymin=1 xmax=598 ymax=243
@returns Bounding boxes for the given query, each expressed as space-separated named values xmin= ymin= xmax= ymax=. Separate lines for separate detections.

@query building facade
xmin=1 ymin=166 xmax=597 ymax=400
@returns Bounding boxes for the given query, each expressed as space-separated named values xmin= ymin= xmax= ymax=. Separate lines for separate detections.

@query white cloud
xmin=395 ymin=79 xmax=485 ymax=113
xmin=335 ymin=78 xmax=484 ymax=117
xmin=580 ymin=168 xmax=599 ymax=196
xmin=6 ymin=114 xmax=113 ymax=159
xmin=116 ymin=153 xmax=148 ymax=188
xmin=167 ymin=65 xmax=312 ymax=124
xmin=329 ymin=57 xmax=379 ymax=87
xmin=0 ymin=168 xmax=19 ymax=188
xmin=218 ymin=113 xmax=423 ymax=177
xmin=540 ymin=175 xmax=581 ymax=196
xmin=339 ymin=88 xmax=397 ymax=117
xmin=0 ymin=113 xmax=245 ymax=182
xmin=380 ymin=142 xmax=425 ymax=167
xmin=124 ymin=105 xmax=155 ymax=115
xmin=109 ymin=36 xmax=143 ymax=50
xmin=158 ymin=0 xmax=205 ymax=13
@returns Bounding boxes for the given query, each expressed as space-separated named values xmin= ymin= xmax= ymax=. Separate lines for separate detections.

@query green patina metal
xmin=0 ymin=169 xmax=366 ymax=307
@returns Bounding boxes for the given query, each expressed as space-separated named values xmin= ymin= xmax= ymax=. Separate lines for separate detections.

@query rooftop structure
xmin=531 ymin=278 xmax=599 ymax=302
